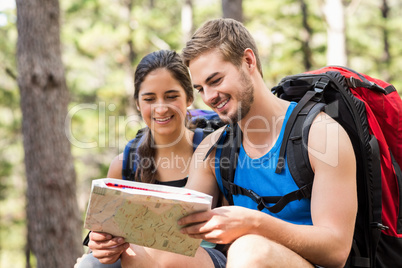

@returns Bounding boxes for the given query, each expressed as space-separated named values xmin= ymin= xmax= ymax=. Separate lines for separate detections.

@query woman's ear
xmin=136 ymin=101 xmax=140 ymax=111
xmin=187 ymin=95 xmax=194 ymax=107
xmin=187 ymin=98 xmax=193 ymax=108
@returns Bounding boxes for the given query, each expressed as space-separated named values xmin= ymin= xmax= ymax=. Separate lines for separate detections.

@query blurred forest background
xmin=0 ymin=0 xmax=401 ymax=267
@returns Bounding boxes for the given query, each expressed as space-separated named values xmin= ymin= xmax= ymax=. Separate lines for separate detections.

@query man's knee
xmin=227 ymin=234 xmax=278 ymax=267
xmin=227 ymin=234 xmax=313 ymax=268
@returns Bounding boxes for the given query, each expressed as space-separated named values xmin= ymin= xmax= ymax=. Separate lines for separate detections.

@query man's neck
xmin=238 ymin=81 xmax=290 ymax=157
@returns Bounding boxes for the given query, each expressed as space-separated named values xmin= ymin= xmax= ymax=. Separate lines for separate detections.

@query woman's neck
xmin=152 ymin=127 xmax=194 ymax=182
xmin=152 ymin=127 xmax=194 ymax=155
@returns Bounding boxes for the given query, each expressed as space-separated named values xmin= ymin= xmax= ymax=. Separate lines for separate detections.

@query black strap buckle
xmin=370 ymin=222 xmax=389 ymax=231
xmin=314 ymin=79 xmax=329 ymax=93
xmin=229 ymin=183 xmax=239 ymax=196
xmin=295 ymin=184 xmax=313 ymax=200
xmin=245 ymin=189 xmax=267 ymax=211
xmin=246 ymin=189 xmax=261 ymax=203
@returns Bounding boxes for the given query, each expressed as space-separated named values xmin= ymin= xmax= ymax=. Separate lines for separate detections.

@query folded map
xmin=84 ymin=178 xmax=212 ymax=257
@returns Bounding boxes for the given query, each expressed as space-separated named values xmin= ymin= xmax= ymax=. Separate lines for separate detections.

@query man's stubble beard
xmin=222 ymin=69 xmax=254 ymax=125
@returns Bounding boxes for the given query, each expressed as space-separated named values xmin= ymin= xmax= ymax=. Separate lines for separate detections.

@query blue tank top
xmin=215 ymin=102 xmax=312 ymax=225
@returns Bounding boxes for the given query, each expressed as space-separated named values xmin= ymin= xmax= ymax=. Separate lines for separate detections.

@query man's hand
xmin=178 ymin=206 xmax=259 ymax=244
xmin=88 ymin=232 xmax=129 ymax=264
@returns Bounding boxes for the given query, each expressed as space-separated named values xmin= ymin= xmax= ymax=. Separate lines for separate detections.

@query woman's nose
xmin=154 ymin=103 xmax=168 ymax=115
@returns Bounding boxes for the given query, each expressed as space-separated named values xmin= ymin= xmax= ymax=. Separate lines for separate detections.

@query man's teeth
xmin=217 ymin=99 xmax=229 ymax=109
xmin=155 ymin=116 xmax=172 ymax=122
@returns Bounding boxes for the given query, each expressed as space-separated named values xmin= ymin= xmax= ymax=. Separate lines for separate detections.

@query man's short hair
xmin=182 ymin=18 xmax=263 ymax=77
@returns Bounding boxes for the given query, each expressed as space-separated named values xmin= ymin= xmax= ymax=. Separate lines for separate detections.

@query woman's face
xmin=137 ymin=68 xmax=192 ymax=138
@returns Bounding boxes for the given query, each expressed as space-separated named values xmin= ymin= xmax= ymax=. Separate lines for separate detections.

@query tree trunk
xmin=380 ymin=0 xmax=391 ymax=81
xmin=16 ymin=0 xmax=83 ymax=267
xmin=222 ymin=0 xmax=243 ymax=22
xmin=323 ymin=0 xmax=347 ymax=66
xmin=122 ymin=0 xmax=137 ymax=116
xmin=182 ymin=0 xmax=194 ymax=45
xmin=299 ymin=0 xmax=313 ymax=70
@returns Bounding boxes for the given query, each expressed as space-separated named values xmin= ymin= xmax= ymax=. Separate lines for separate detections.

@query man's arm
xmin=180 ymin=113 xmax=357 ymax=267
xmin=185 ymin=128 xmax=225 ymax=208
xmin=303 ymin=112 xmax=357 ymax=265
xmin=246 ymin=112 xmax=357 ymax=266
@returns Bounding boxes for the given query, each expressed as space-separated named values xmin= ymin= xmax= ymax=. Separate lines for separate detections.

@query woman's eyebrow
xmin=140 ymin=92 xmax=155 ymax=96
xmin=164 ymin=90 xmax=180 ymax=94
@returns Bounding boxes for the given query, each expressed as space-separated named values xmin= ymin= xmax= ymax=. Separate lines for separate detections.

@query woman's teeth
xmin=155 ymin=116 xmax=173 ymax=122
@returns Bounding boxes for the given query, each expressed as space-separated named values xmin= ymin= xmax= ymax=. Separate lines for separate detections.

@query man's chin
xmin=220 ymin=114 xmax=240 ymax=125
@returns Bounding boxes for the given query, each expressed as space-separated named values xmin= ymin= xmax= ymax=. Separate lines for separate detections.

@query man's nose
xmin=203 ymin=87 xmax=219 ymax=106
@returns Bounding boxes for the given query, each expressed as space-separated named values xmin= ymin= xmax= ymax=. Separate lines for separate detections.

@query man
xmin=88 ymin=18 xmax=357 ymax=268
xmin=178 ymin=18 xmax=357 ymax=268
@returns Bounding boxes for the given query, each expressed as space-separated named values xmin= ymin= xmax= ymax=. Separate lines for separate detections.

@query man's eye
xmin=211 ymin=78 xmax=222 ymax=85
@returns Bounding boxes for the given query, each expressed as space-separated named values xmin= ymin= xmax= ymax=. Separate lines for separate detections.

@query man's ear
xmin=243 ymin=48 xmax=256 ymax=73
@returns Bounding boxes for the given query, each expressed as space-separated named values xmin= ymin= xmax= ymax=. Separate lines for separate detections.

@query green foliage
xmin=243 ymin=0 xmax=327 ymax=85
xmin=1 ymin=0 xmax=402 ymax=266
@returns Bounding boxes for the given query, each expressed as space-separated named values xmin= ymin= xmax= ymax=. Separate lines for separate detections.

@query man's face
xmin=189 ymin=50 xmax=254 ymax=125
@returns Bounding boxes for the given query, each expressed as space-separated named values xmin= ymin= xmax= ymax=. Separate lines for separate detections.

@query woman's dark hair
xmin=133 ymin=50 xmax=194 ymax=183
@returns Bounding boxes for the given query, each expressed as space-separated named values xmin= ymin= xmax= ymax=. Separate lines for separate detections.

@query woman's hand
xmin=88 ymin=232 xmax=129 ymax=264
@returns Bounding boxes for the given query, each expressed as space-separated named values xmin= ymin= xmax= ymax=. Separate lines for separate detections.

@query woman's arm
xmin=106 ymin=153 xmax=123 ymax=179
xmin=88 ymin=153 xmax=128 ymax=264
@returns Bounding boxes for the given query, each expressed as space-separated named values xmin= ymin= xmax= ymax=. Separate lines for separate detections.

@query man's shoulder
xmin=307 ymin=111 xmax=354 ymax=171
xmin=193 ymin=126 xmax=226 ymax=159
xmin=308 ymin=111 xmax=344 ymax=140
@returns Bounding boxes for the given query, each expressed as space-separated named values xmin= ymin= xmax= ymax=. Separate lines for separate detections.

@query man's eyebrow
xmin=193 ymin=72 xmax=220 ymax=89
xmin=205 ymin=72 xmax=219 ymax=84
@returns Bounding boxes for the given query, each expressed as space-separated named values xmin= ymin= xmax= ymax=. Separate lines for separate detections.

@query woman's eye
xmin=167 ymin=95 xmax=179 ymax=99
xmin=143 ymin=98 xmax=154 ymax=102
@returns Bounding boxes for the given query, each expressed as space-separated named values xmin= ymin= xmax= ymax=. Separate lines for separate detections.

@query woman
xmin=77 ymin=50 xmax=226 ymax=268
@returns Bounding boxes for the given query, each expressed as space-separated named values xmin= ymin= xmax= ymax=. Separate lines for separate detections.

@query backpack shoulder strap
xmin=220 ymin=124 xmax=242 ymax=205
xmin=193 ymin=128 xmax=208 ymax=151
xmin=275 ymin=88 xmax=326 ymax=174
xmin=122 ymin=128 xmax=146 ymax=181
xmin=284 ymin=100 xmax=325 ymax=187
xmin=123 ymin=125 xmax=216 ymax=180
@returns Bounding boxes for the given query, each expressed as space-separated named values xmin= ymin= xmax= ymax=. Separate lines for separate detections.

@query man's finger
xmin=178 ymin=210 xmax=212 ymax=226
xmin=180 ymin=222 xmax=203 ymax=235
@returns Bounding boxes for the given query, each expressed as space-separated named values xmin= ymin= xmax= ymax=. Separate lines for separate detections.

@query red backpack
xmin=218 ymin=66 xmax=402 ymax=267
